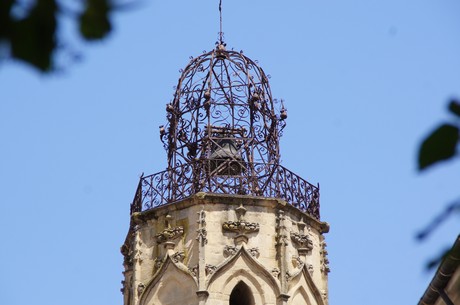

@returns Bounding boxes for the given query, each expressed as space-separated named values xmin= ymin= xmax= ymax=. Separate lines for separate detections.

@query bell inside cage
xmin=208 ymin=137 xmax=245 ymax=176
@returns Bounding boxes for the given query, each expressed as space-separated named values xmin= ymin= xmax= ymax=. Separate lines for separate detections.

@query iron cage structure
xmin=131 ymin=43 xmax=320 ymax=220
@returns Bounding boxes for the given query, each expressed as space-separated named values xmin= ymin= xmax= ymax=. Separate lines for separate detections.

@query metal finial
xmin=219 ymin=0 xmax=224 ymax=44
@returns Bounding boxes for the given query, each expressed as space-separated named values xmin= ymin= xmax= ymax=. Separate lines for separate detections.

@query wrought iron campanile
xmin=123 ymin=36 xmax=330 ymax=305
xmin=131 ymin=42 xmax=320 ymax=220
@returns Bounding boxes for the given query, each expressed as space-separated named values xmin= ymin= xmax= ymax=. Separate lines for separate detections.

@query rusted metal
xmin=131 ymin=43 xmax=320 ymax=220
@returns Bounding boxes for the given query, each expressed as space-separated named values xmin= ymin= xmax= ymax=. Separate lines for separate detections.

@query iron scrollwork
xmin=131 ymin=161 xmax=320 ymax=220
xmin=130 ymin=43 xmax=320 ymax=220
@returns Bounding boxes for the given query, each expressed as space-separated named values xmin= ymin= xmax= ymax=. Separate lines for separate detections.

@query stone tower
xmin=121 ymin=42 xmax=330 ymax=305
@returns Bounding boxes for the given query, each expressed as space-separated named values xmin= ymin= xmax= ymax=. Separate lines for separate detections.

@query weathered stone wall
xmin=121 ymin=193 xmax=329 ymax=305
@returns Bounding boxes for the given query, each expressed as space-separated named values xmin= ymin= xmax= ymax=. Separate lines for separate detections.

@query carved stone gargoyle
xmin=290 ymin=232 xmax=313 ymax=252
xmin=155 ymin=214 xmax=184 ymax=249
xmin=291 ymin=219 xmax=313 ymax=256
xmin=222 ymin=204 xmax=259 ymax=244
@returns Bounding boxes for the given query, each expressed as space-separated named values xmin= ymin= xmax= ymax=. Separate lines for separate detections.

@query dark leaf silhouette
xmin=416 ymin=199 xmax=460 ymax=241
xmin=0 ymin=0 xmax=14 ymax=41
xmin=0 ymin=0 xmax=121 ymax=72
xmin=79 ymin=0 xmax=112 ymax=40
xmin=418 ymin=124 xmax=459 ymax=170
xmin=448 ymin=100 xmax=460 ymax=117
xmin=10 ymin=0 xmax=57 ymax=71
xmin=417 ymin=102 xmax=460 ymax=274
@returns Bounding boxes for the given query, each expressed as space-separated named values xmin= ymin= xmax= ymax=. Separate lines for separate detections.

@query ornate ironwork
xmin=131 ymin=160 xmax=320 ymax=219
xmin=131 ymin=42 xmax=320 ymax=220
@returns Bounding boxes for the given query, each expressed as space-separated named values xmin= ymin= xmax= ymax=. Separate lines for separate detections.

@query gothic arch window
xmin=229 ymin=281 xmax=255 ymax=305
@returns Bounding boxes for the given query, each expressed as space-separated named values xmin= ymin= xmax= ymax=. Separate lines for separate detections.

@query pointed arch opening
xmin=229 ymin=281 xmax=255 ymax=305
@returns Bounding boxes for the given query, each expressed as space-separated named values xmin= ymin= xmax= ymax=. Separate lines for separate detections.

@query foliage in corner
xmin=418 ymin=100 xmax=460 ymax=170
xmin=0 ymin=0 xmax=119 ymax=72
xmin=417 ymin=100 xmax=460 ymax=270
xmin=79 ymin=0 xmax=112 ymax=40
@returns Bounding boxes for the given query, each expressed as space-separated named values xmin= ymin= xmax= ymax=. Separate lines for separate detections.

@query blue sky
xmin=1 ymin=0 xmax=459 ymax=304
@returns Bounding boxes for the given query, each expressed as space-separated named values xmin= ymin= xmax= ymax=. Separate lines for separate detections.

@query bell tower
xmin=121 ymin=40 xmax=330 ymax=305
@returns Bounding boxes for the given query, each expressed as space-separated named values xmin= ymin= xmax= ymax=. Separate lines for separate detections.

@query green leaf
xmin=0 ymin=0 xmax=14 ymax=40
xmin=418 ymin=124 xmax=459 ymax=170
xmin=79 ymin=0 xmax=112 ymax=40
xmin=448 ymin=100 xmax=460 ymax=117
xmin=10 ymin=0 xmax=57 ymax=72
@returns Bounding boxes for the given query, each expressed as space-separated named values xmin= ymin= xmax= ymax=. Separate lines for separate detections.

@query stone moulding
xmin=285 ymin=260 xmax=306 ymax=282
xmin=205 ymin=264 xmax=217 ymax=275
xmin=189 ymin=264 xmax=198 ymax=278
xmin=320 ymin=240 xmax=330 ymax=274
xmin=286 ymin=267 xmax=328 ymax=305
xmin=248 ymin=247 xmax=260 ymax=258
xmin=271 ymin=267 xmax=281 ymax=279
xmin=139 ymin=255 xmax=199 ymax=305
xmin=153 ymin=257 xmax=163 ymax=271
xmin=291 ymin=255 xmax=305 ymax=270
xmin=196 ymin=209 xmax=208 ymax=244
xmin=307 ymin=264 xmax=314 ymax=276
xmin=171 ymin=251 xmax=185 ymax=264
xmin=223 ymin=245 xmax=239 ymax=257
xmin=196 ymin=227 xmax=208 ymax=244
xmin=137 ymin=283 xmax=145 ymax=296
xmin=290 ymin=232 xmax=313 ymax=251
xmin=283 ymin=263 xmax=326 ymax=305
xmin=204 ymin=244 xmax=282 ymax=295
xmin=155 ymin=226 xmax=184 ymax=244
xmin=186 ymin=263 xmax=218 ymax=277
xmin=222 ymin=221 xmax=259 ymax=234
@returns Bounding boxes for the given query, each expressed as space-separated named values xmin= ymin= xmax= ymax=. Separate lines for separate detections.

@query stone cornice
xmin=131 ymin=193 xmax=329 ymax=234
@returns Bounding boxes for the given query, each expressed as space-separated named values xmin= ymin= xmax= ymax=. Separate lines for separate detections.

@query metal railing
xmin=131 ymin=161 xmax=320 ymax=220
